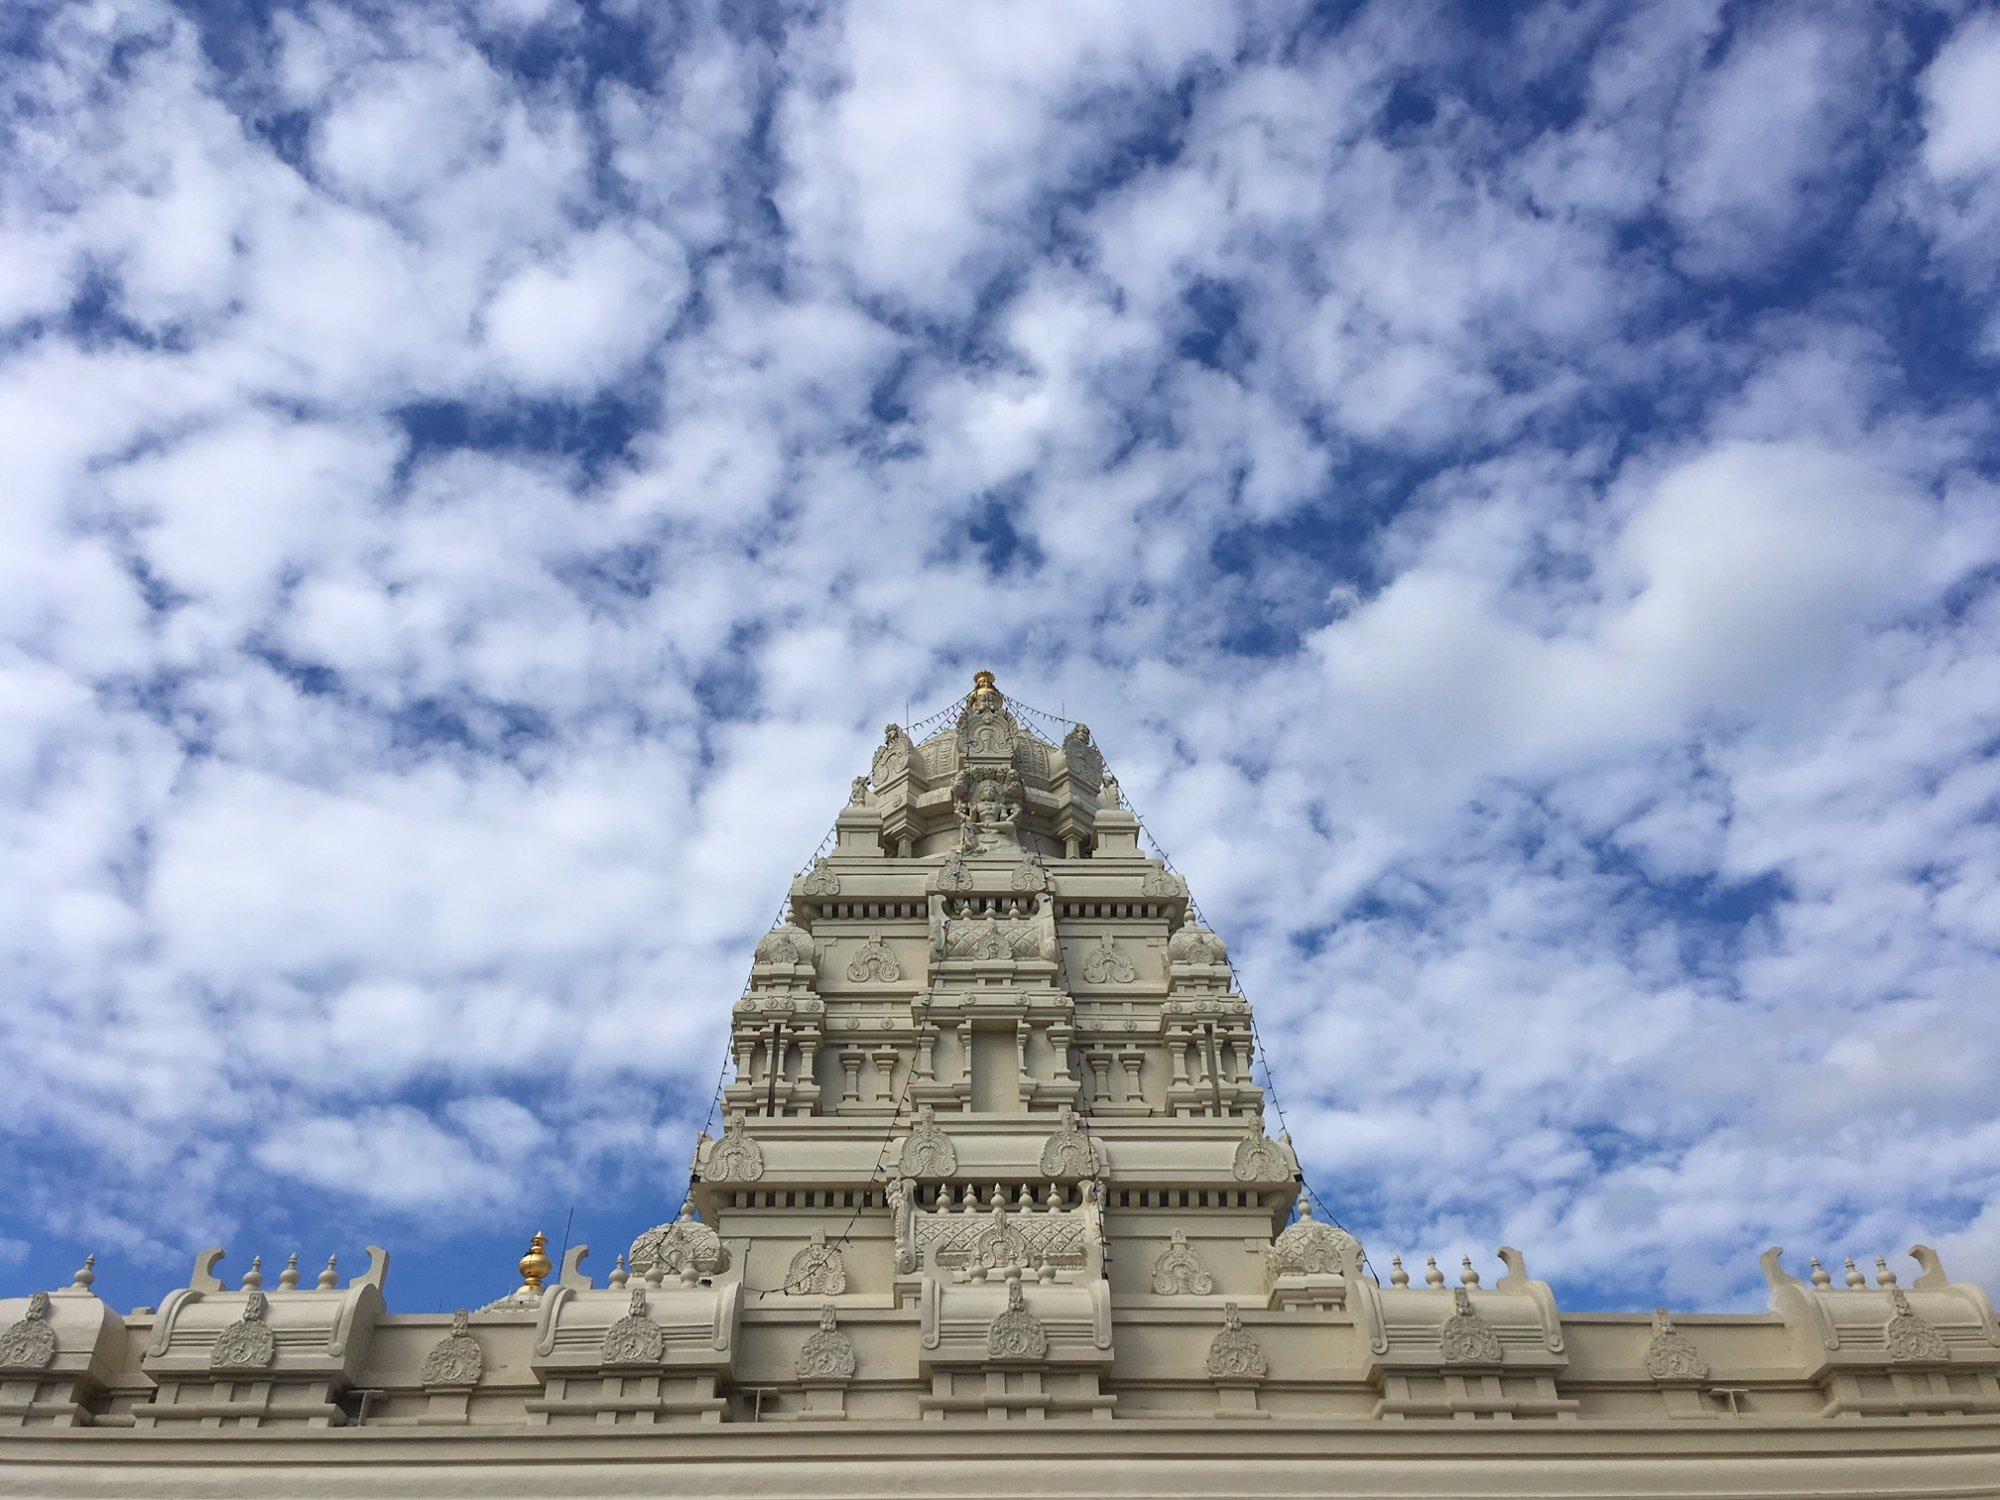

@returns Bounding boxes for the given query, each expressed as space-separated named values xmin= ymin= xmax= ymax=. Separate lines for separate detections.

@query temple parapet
xmin=0 ymin=1259 xmax=123 ymax=1428
xmin=1763 ymin=1246 xmax=2000 ymax=1418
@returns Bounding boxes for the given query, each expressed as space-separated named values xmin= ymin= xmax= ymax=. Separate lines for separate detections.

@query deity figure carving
xmin=0 ymin=1291 xmax=57 ymax=1371
xmin=952 ymin=764 xmax=1023 ymax=852
xmin=209 ymin=1290 xmax=276 ymax=1371
xmin=987 ymin=1273 xmax=1047 ymax=1360
xmin=1206 ymin=1303 xmax=1267 ymax=1380
xmin=1439 ymin=1287 xmax=1503 ymax=1365
xmin=1644 ymin=1309 xmax=1708 ymax=1382
xmin=1884 ymin=1288 xmax=1949 ymax=1363
xmin=601 ymin=1288 xmax=666 ymax=1365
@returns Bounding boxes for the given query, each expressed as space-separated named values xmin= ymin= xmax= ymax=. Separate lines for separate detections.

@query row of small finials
xmin=1809 ymin=1255 xmax=1915 ymax=1290
xmin=1378 ymin=1251 xmax=1915 ymax=1292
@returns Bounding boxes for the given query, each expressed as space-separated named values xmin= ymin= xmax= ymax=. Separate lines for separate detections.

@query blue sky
xmin=3 ymin=0 xmax=1999 ymax=1319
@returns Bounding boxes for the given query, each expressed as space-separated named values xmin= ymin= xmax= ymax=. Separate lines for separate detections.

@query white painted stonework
xmin=3 ymin=676 xmax=1997 ymax=1497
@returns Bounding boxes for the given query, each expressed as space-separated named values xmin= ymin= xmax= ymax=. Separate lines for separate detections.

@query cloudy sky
xmin=4 ymin=0 xmax=1999 ymax=1317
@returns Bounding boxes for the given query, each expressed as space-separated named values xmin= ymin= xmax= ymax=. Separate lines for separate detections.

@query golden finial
xmin=970 ymin=669 xmax=1000 ymax=709
xmin=518 ymin=1230 xmax=553 ymax=1294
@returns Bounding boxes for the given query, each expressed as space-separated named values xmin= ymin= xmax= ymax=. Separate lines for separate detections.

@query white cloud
xmin=1920 ymin=13 xmax=2000 ymax=182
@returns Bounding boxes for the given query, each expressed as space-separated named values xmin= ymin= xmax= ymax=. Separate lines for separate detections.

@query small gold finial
xmin=970 ymin=669 xmax=1000 ymax=708
xmin=518 ymin=1230 xmax=553 ymax=1293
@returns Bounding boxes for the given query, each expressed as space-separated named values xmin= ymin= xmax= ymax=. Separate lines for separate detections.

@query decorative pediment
xmin=896 ymin=1105 xmax=959 ymax=1178
xmin=1232 ymin=1118 xmax=1296 ymax=1184
xmin=600 ymin=1288 xmax=666 ymax=1366
xmin=1644 ymin=1308 xmax=1708 ymax=1383
xmin=786 ymin=1233 xmax=848 ymax=1296
xmin=0 ymin=1291 xmax=57 ymax=1371
xmin=1439 ymin=1287 xmax=1503 ymax=1365
xmin=796 ymin=1304 xmax=857 ymax=1382
xmin=1036 ymin=1106 xmax=1103 ymax=1178
xmin=1152 ymin=1231 xmax=1215 ymax=1296
xmin=628 ymin=1202 xmax=725 ymax=1278
xmin=755 ymin=921 xmax=816 ymax=967
xmin=1271 ymin=1201 xmax=1358 ymax=1277
xmin=703 ymin=1110 xmax=765 ymax=1183
xmin=1206 ymin=1303 xmax=1267 ymax=1381
xmin=987 ymin=1274 xmax=1047 ymax=1361
xmin=208 ymin=1291 xmax=276 ymax=1371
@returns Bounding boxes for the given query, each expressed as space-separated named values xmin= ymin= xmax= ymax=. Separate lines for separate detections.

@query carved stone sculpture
xmin=1206 ymin=1303 xmax=1267 ymax=1379
xmin=1152 ymin=1231 xmax=1215 ymax=1296
xmin=800 ymin=861 xmax=841 ymax=896
xmin=755 ymin=921 xmax=815 ymax=966
xmin=0 ymin=1290 xmax=57 ymax=1371
xmin=786 ymin=1236 xmax=848 ymax=1296
xmin=704 ymin=1110 xmax=765 ymax=1183
xmin=1232 ymin=1117 xmax=1294 ymax=1184
xmin=1884 ymin=1288 xmax=1949 ymax=1363
xmin=796 ymin=1304 xmax=857 ymax=1381
xmin=897 ymin=1105 xmax=958 ymax=1177
xmin=987 ymin=1274 xmax=1048 ymax=1361
xmin=420 ymin=1310 xmax=484 ymax=1387
xmin=601 ymin=1288 xmax=666 ymax=1365
xmin=1269 ymin=1200 xmax=1360 ymax=1276
xmin=1645 ymin=1309 xmax=1709 ymax=1382
xmin=209 ymin=1290 xmax=276 ymax=1371
xmin=1439 ymin=1287 xmax=1503 ymax=1365
xmin=1081 ymin=934 xmax=1137 ymax=984
xmin=1036 ymin=1106 xmax=1100 ymax=1177
xmin=1167 ymin=921 xmax=1228 ymax=965
xmin=846 ymin=933 xmax=900 ymax=983
xmin=628 ymin=1202 xmax=724 ymax=1278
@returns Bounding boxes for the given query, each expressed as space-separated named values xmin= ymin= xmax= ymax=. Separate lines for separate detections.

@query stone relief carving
xmin=871 ymin=724 xmax=910 ymax=782
xmin=786 ymin=1235 xmax=849 ymax=1296
xmin=0 ymin=1290 xmax=57 ymax=1371
xmin=796 ymin=1303 xmax=857 ymax=1381
xmin=1152 ymin=1230 xmax=1215 ymax=1296
xmin=755 ymin=921 xmax=815 ymax=966
xmin=1644 ymin=1309 xmax=1708 ymax=1382
xmin=1062 ymin=724 xmax=1104 ymax=788
xmin=952 ymin=763 xmax=1024 ymax=852
xmin=897 ymin=1105 xmax=959 ymax=1177
xmin=1167 ymin=922 xmax=1228 ymax=965
xmin=1439 ymin=1287 xmax=1504 ymax=1365
xmin=601 ymin=1288 xmax=666 ymax=1365
xmin=1232 ymin=1118 xmax=1295 ymax=1184
xmin=987 ymin=1275 xmax=1048 ymax=1361
xmin=420 ymin=1309 xmax=484 ymax=1388
xmin=1099 ymin=772 xmax=1121 ymax=808
xmin=1140 ymin=869 xmax=1184 ymax=898
xmin=1009 ymin=854 xmax=1050 ymax=892
xmin=849 ymin=775 xmax=870 ymax=805
xmin=1269 ymin=1200 xmax=1359 ymax=1276
xmin=917 ymin=1204 xmax=1089 ymax=1272
xmin=1206 ymin=1303 xmax=1267 ymax=1380
xmin=1037 ymin=1106 xmax=1101 ymax=1177
xmin=1884 ymin=1288 xmax=1949 ymax=1363
xmin=886 ymin=1178 xmax=917 ymax=1273
xmin=845 ymin=933 xmax=901 ymax=983
xmin=1081 ymin=934 xmax=1137 ymax=984
xmin=948 ymin=914 xmax=1043 ymax=960
xmin=956 ymin=696 xmax=1017 ymax=759
xmin=704 ymin=1110 xmax=766 ymax=1183
xmin=935 ymin=852 xmax=975 ymax=893
xmin=209 ymin=1290 xmax=277 ymax=1371
xmin=800 ymin=861 xmax=841 ymax=897
xmin=628 ymin=1202 xmax=724 ymax=1278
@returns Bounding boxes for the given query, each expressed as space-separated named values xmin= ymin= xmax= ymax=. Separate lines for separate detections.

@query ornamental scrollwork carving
xmin=1152 ymin=1231 xmax=1214 ymax=1296
xmin=935 ymin=852 xmax=975 ymax=893
xmin=1439 ymin=1287 xmax=1503 ymax=1364
xmin=420 ymin=1309 xmax=485 ymax=1387
xmin=1081 ymin=934 xmax=1137 ymax=984
xmin=845 ymin=933 xmax=900 ymax=984
xmin=1036 ymin=1106 xmax=1100 ymax=1178
xmin=1140 ymin=868 xmax=1184 ymax=898
xmin=1231 ymin=1118 xmax=1295 ymax=1184
xmin=786 ymin=1236 xmax=848 ymax=1296
xmin=1009 ymin=854 xmax=1050 ymax=893
xmin=209 ymin=1290 xmax=277 ymax=1371
xmin=755 ymin=921 xmax=816 ymax=966
xmin=796 ymin=1303 xmax=857 ymax=1381
xmin=871 ymin=724 xmax=910 ymax=783
xmin=987 ymin=1275 xmax=1047 ymax=1361
xmin=947 ymin=914 xmax=1042 ymax=960
xmin=1269 ymin=1200 xmax=1359 ymax=1276
xmin=1884 ymin=1288 xmax=1949 ymax=1363
xmin=601 ymin=1288 xmax=666 ymax=1365
xmin=0 ymin=1291 xmax=57 ymax=1371
xmin=1167 ymin=922 xmax=1228 ymax=966
xmin=1644 ymin=1309 xmax=1708 ymax=1382
xmin=1062 ymin=724 xmax=1104 ymax=788
xmin=800 ymin=861 xmax=841 ymax=897
xmin=704 ymin=1109 xmax=765 ymax=1182
xmin=896 ymin=1105 xmax=959 ymax=1177
xmin=1206 ymin=1303 xmax=1267 ymax=1380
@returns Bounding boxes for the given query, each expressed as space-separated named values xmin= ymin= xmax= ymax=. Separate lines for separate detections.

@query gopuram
xmin=4 ymin=673 xmax=1998 ymax=1497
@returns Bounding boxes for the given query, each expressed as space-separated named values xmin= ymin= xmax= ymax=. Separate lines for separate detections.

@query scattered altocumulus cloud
xmin=1 ymin=0 xmax=1996 ymax=1315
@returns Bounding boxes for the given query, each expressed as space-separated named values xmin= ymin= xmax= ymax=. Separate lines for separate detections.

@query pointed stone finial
xmin=1810 ymin=1257 xmax=1832 ymax=1287
xmin=70 ymin=1253 xmax=97 ymax=1294
xmin=1389 ymin=1254 xmax=1410 ymax=1288
xmin=608 ymin=1254 xmax=629 ymax=1290
xmin=241 ymin=1255 xmax=264 ymax=1291
xmin=1460 ymin=1256 xmax=1481 ymax=1288
xmin=1875 ymin=1255 xmax=1899 ymax=1289
xmin=1425 ymin=1256 xmax=1445 ymax=1288
xmin=518 ymin=1231 xmax=553 ymax=1294
xmin=1844 ymin=1257 xmax=1866 ymax=1289
xmin=1017 ymin=1183 xmax=1034 ymax=1210
xmin=278 ymin=1253 xmax=301 ymax=1290
xmin=1045 ymin=1181 xmax=1061 ymax=1208
xmin=317 ymin=1254 xmax=339 ymax=1291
